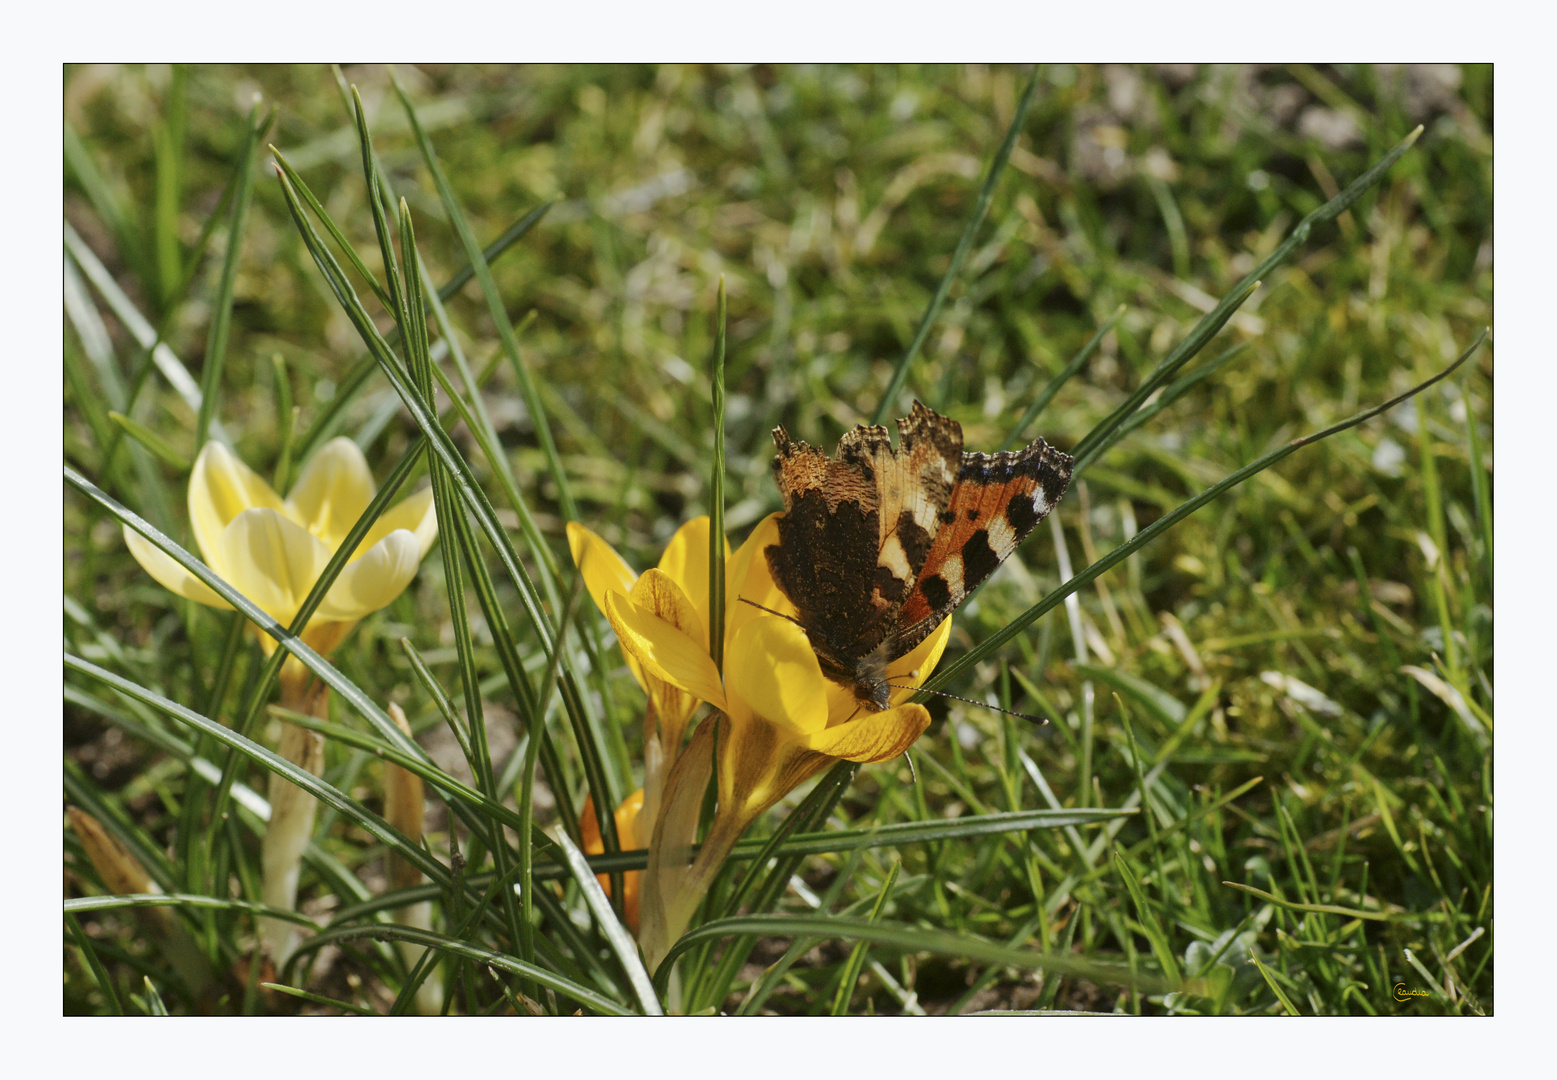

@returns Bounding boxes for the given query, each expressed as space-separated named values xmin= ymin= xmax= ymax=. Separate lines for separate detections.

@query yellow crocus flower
xmin=603 ymin=513 xmax=948 ymax=821
xmin=123 ymin=438 xmax=438 ymax=657
xmin=587 ymin=512 xmax=950 ymax=968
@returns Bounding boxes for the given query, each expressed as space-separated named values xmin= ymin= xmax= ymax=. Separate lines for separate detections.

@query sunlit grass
xmin=64 ymin=63 xmax=1491 ymax=1016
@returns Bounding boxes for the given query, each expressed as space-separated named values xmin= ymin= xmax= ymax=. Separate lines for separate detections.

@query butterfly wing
xmin=893 ymin=437 xmax=1074 ymax=656
xmin=766 ymin=402 xmax=962 ymax=681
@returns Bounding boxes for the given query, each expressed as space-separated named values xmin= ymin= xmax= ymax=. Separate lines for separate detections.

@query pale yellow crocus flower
xmin=122 ymin=436 xmax=438 ymax=963
xmin=123 ymin=437 xmax=438 ymax=659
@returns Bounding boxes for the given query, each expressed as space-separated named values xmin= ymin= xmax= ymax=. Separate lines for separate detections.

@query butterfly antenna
xmin=738 ymin=596 xmax=805 ymax=628
xmin=886 ymin=684 xmax=1050 ymax=726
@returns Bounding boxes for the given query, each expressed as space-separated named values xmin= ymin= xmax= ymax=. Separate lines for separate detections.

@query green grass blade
xmin=1070 ymin=124 xmax=1425 ymax=467
xmin=64 ymin=911 xmax=124 ymax=1015
xmin=295 ymin=923 xmax=633 ymax=1016
xmin=65 ymin=893 xmax=322 ymax=930
xmin=390 ymin=72 xmax=579 ymax=522
xmin=270 ymin=148 xmax=394 ymax=312
xmin=829 ymin=860 xmax=899 ymax=1015
xmin=270 ymin=354 xmax=295 ymax=491
xmin=516 ymin=567 xmax=588 ymax=968
xmin=709 ymin=275 xmax=728 ymax=673
xmin=1112 ymin=847 xmax=1181 ymax=982
xmin=352 ymin=87 xmax=407 ymax=324
xmin=261 ymin=982 xmax=378 ymax=1015
xmin=999 ymin=305 xmax=1124 ymax=451
xmin=871 ymin=68 xmax=1038 ymax=424
xmin=1072 ymin=278 xmax=1260 ymax=471
xmin=549 ymin=826 xmax=662 ymax=1015
xmin=923 ymin=328 xmax=1486 ymax=700
xmin=656 ymin=913 xmax=1166 ymax=999
xmin=63 ymin=222 xmax=220 ymax=440
xmin=106 ymin=411 xmax=189 ymax=471
xmin=195 ymin=103 xmax=271 ymax=449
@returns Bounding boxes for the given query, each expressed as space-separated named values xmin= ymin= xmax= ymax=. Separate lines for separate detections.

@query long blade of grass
xmin=65 ymin=654 xmax=448 ymax=885
xmin=63 ymin=222 xmax=225 ymax=442
xmin=549 ymin=826 xmax=663 ymax=1015
xmin=655 ymin=913 xmax=1167 ymax=998
xmin=65 ymin=893 xmax=322 ymax=929
xmin=291 ymin=923 xmax=633 ymax=1016
xmin=923 ymin=328 xmax=1486 ymax=699
xmin=195 ymin=102 xmax=272 ymax=449
xmin=288 ymin=200 xmax=553 ymax=464
xmin=829 ymin=860 xmax=899 ymax=1015
xmin=64 ymin=911 xmax=125 ymax=1016
xmin=271 ymin=148 xmax=394 ymax=313
xmin=871 ymin=68 xmax=1039 ymax=424
xmin=999 ymin=304 xmax=1124 ymax=451
xmin=1070 ymin=125 xmax=1425 ymax=468
xmin=709 ymin=276 xmax=728 ymax=673
xmin=390 ymin=72 xmax=579 ymax=522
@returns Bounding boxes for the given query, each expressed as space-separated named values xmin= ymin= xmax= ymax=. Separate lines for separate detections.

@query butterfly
xmin=765 ymin=401 xmax=1074 ymax=712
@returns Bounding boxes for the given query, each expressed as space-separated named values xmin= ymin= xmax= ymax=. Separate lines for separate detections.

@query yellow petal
xmin=285 ymin=437 xmax=376 ymax=549
xmin=603 ymin=589 xmax=726 ymax=710
xmin=219 ymin=507 xmax=332 ymax=622
xmin=189 ymin=441 xmax=285 ymax=569
xmin=801 ymin=703 xmax=931 ymax=763
xmin=122 ymin=525 xmax=234 ymax=610
xmin=887 ymin=616 xmax=952 ymax=707
xmin=724 ymin=513 xmax=795 ymax=647
xmin=566 ymin=521 xmax=638 ymax=618
xmin=725 ymin=616 xmax=827 ymax=737
xmin=630 ymin=568 xmax=706 ymax=651
xmin=656 ymin=516 xmax=731 ymax=638
xmin=317 ymin=529 xmax=421 ymax=621
xmin=353 ymin=487 xmax=438 ymax=562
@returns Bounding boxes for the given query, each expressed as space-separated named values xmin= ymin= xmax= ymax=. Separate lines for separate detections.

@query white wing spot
xmin=985 ymin=514 xmax=1017 ymax=558
xmin=880 ymin=534 xmax=913 ymax=579
xmin=941 ymin=553 xmax=966 ymax=599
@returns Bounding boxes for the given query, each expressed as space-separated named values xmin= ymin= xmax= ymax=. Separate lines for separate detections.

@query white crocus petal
xmin=352 ymin=487 xmax=438 ymax=562
xmin=317 ymin=530 xmax=421 ymax=621
xmin=189 ymin=441 xmax=286 ymax=569
xmin=284 ymin=437 xmax=376 ymax=549
xmin=122 ymin=525 xmax=234 ymax=610
xmin=220 ymin=507 xmax=332 ymax=623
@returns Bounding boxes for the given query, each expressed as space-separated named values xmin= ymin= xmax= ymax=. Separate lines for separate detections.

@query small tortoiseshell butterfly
xmin=766 ymin=401 xmax=1074 ymax=712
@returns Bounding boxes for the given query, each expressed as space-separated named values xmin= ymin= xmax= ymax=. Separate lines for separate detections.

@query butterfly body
xmin=766 ymin=401 xmax=1074 ymax=711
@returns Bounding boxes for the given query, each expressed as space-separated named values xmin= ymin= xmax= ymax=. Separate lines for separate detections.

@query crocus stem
xmin=260 ymin=663 xmax=327 ymax=966
xmin=385 ymin=702 xmax=442 ymax=1015
xmin=638 ymin=720 xmax=750 ymax=981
